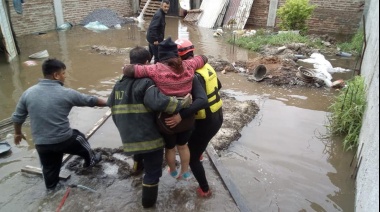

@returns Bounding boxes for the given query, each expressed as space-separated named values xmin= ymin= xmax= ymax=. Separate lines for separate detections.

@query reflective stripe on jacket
xmin=107 ymin=77 xmax=182 ymax=155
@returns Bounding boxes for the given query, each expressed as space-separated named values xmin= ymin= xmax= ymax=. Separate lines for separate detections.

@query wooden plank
xmin=21 ymin=165 xmax=71 ymax=179
xmin=0 ymin=117 xmax=30 ymax=140
xmin=206 ymin=145 xmax=252 ymax=212
xmin=0 ymin=117 xmax=12 ymax=129
xmin=0 ymin=125 xmax=13 ymax=137
xmin=0 ymin=117 xmax=29 ymax=129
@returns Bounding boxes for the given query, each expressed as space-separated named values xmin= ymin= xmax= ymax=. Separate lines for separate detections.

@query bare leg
xmin=177 ymin=144 xmax=190 ymax=174
xmin=165 ymin=148 xmax=177 ymax=172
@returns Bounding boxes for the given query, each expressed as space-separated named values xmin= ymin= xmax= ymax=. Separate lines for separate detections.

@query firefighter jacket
xmin=107 ymin=77 xmax=185 ymax=155
xmin=194 ymin=63 xmax=223 ymax=119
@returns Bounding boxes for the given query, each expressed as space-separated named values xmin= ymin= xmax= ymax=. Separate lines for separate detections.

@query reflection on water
xmin=0 ymin=17 xmax=355 ymax=211
xmin=220 ymin=71 xmax=355 ymax=211
xmin=178 ymin=20 xmax=189 ymax=40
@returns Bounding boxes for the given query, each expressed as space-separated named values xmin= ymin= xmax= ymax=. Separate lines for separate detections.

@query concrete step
xmin=140 ymin=0 xmax=161 ymax=16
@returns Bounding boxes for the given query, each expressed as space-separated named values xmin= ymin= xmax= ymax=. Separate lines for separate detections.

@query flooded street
xmin=0 ymin=17 xmax=355 ymax=211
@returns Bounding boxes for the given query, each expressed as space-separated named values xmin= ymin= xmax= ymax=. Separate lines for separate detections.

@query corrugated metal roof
xmin=234 ymin=0 xmax=254 ymax=29
xmin=214 ymin=0 xmax=230 ymax=28
xmin=223 ymin=0 xmax=254 ymax=29
xmin=197 ymin=0 xmax=229 ymax=28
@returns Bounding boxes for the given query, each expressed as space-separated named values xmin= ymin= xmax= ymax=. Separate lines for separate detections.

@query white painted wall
xmin=355 ymin=0 xmax=379 ymax=211
xmin=0 ymin=0 xmax=17 ymax=62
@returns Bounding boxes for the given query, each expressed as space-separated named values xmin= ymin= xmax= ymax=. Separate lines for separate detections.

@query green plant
xmin=327 ymin=76 xmax=366 ymax=151
xmin=277 ymin=0 xmax=316 ymax=32
xmin=228 ymin=31 xmax=324 ymax=52
xmin=337 ymin=28 xmax=364 ymax=54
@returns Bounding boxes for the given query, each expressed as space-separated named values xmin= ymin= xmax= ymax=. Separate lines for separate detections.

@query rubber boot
xmin=142 ymin=184 xmax=158 ymax=208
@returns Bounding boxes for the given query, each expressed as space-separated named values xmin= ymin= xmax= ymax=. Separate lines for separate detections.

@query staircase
xmin=140 ymin=0 xmax=161 ymax=16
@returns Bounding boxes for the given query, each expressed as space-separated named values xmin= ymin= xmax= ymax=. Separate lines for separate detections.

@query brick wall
xmin=8 ymin=0 xmax=364 ymax=36
xmin=8 ymin=0 xmax=56 ymax=36
xmin=62 ymin=0 xmax=132 ymax=25
xmin=8 ymin=0 xmax=133 ymax=36
xmin=247 ymin=0 xmax=365 ymax=35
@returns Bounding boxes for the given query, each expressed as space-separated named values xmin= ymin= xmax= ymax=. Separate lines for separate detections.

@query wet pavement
xmin=0 ymin=17 xmax=356 ymax=211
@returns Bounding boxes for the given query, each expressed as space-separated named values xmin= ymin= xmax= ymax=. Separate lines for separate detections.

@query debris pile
xmin=80 ymin=9 xmax=134 ymax=27
xmin=91 ymin=45 xmax=134 ymax=55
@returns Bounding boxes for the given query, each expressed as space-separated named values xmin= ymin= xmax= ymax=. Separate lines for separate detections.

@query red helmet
xmin=175 ymin=38 xmax=195 ymax=56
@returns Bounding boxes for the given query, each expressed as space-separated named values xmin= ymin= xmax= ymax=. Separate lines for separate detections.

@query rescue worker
xmin=108 ymin=46 xmax=205 ymax=208
xmin=146 ymin=0 xmax=170 ymax=63
xmin=175 ymin=38 xmax=224 ymax=197
xmin=123 ymin=37 xmax=209 ymax=180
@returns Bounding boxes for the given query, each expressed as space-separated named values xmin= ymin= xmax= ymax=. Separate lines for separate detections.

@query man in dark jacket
xmin=107 ymin=46 xmax=190 ymax=208
xmin=146 ymin=0 xmax=170 ymax=63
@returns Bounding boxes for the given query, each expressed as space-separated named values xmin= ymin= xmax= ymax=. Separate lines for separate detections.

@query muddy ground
xmin=91 ymin=36 xmax=345 ymax=89
xmin=67 ymin=93 xmax=259 ymax=175
xmin=207 ymin=39 xmax=345 ymax=88
xmin=0 ymin=93 xmax=258 ymax=211
xmin=0 ymin=30 xmax=356 ymax=211
xmin=29 ymin=45 xmax=262 ymax=211
xmin=54 ymin=39 xmax=343 ymax=210
xmin=1 ymin=42 xmax=265 ymax=211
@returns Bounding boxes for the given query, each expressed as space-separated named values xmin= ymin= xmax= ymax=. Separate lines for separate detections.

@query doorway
xmin=167 ymin=0 xmax=179 ymax=16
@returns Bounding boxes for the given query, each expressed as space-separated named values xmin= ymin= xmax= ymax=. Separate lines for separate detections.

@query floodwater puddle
xmin=0 ymin=17 xmax=356 ymax=211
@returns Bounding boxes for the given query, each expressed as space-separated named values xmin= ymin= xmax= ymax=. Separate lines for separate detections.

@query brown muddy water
xmin=0 ymin=17 xmax=356 ymax=211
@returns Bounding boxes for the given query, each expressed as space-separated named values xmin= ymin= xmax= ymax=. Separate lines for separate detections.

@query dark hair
xmin=181 ymin=51 xmax=194 ymax=60
xmin=162 ymin=0 xmax=170 ymax=5
xmin=161 ymin=57 xmax=184 ymax=74
xmin=130 ymin=46 xmax=151 ymax=64
xmin=42 ymin=58 xmax=66 ymax=76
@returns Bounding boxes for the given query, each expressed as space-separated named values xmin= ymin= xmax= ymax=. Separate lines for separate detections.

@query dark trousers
xmin=140 ymin=149 xmax=164 ymax=185
xmin=148 ymin=43 xmax=159 ymax=64
xmin=35 ymin=129 xmax=94 ymax=189
xmin=188 ymin=109 xmax=223 ymax=192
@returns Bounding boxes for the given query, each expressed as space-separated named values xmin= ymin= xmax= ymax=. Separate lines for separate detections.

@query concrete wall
xmin=8 ymin=0 xmax=133 ymax=36
xmin=355 ymin=0 xmax=379 ymax=211
xmin=0 ymin=0 xmax=17 ymax=61
xmin=248 ymin=0 xmax=365 ymax=35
